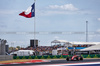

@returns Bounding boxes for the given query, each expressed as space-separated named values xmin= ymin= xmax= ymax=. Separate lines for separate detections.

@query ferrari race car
xmin=66 ymin=55 xmax=83 ymax=61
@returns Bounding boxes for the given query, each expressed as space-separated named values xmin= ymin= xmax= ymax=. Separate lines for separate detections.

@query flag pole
xmin=34 ymin=18 xmax=35 ymax=40
xmin=34 ymin=0 xmax=36 ymax=48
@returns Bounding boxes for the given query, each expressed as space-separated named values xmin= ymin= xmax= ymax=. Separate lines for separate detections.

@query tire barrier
xmin=13 ymin=54 xmax=100 ymax=59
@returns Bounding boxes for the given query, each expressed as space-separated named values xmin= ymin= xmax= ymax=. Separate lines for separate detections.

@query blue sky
xmin=0 ymin=0 xmax=100 ymax=47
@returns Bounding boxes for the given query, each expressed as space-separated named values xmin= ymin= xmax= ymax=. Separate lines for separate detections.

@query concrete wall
xmin=0 ymin=55 xmax=13 ymax=61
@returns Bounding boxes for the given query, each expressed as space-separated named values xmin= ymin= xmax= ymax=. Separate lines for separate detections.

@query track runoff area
xmin=0 ymin=58 xmax=100 ymax=66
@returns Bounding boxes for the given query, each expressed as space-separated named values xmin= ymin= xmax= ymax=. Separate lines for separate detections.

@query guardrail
xmin=0 ymin=55 xmax=13 ymax=61
xmin=13 ymin=54 xmax=100 ymax=59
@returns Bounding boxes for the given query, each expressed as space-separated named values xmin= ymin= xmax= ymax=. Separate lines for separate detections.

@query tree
xmin=16 ymin=46 xmax=21 ymax=50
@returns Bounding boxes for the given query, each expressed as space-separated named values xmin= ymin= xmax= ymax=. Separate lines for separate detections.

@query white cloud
xmin=97 ymin=18 xmax=100 ymax=21
xmin=48 ymin=4 xmax=78 ymax=11
xmin=89 ymin=29 xmax=100 ymax=40
xmin=54 ymin=36 xmax=59 ymax=40
xmin=36 ymin=9 xmax=79 ymax=16
xmin=89 ymin=34 xmax=97 ymax=40
xmin=8 ymin=40 xmax=29 ymax=47
xmin=37 ymin=4 xmax=92 ymax=16
xmin=97 ymin=29 xmax=100 ymax=32
xmin=0 ymin=10 xmax=20 ymax=15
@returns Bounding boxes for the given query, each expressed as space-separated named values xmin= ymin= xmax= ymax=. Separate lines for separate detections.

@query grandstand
xmin=51 ymin=40 xmax=100 ymax=55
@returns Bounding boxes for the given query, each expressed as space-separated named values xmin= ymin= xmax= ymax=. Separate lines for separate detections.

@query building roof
xmin=51 ymin=40 xmax=68 ymax=43
xmin=10 ymin=50 xmax=34 ymax=54
xmin=70 ymin=42 xmax=100 ymax=45
xmin=51 ymin=40 xmax=100 ymax=46
xmin=80 ymin=44 xmax=100 ymax=51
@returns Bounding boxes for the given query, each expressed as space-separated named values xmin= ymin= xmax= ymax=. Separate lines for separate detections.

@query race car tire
xmin=66 ymin=57 xmax=69 ymax=61
xmin=80 ymin=57 xmax=83 ymax=60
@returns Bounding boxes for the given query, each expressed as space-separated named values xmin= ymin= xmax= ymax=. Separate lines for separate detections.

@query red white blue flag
xmin=19 ymin=3 xmax=35 ymax=18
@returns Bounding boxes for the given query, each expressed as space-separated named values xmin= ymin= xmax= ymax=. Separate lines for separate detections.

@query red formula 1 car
xmin=66 ymin=55 xmax=83 ymax=61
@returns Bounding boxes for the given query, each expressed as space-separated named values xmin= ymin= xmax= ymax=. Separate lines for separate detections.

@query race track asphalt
xmin=1 ymin=58 xmax=100 ymax=66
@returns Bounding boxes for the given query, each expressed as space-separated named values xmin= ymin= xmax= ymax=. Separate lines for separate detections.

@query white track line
xmin=35 ymin=62 xmax=100 ymax=66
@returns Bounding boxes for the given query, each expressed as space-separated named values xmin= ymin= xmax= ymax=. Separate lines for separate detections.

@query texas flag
xmin=19 ymin=3 xmax=35 ymax=18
